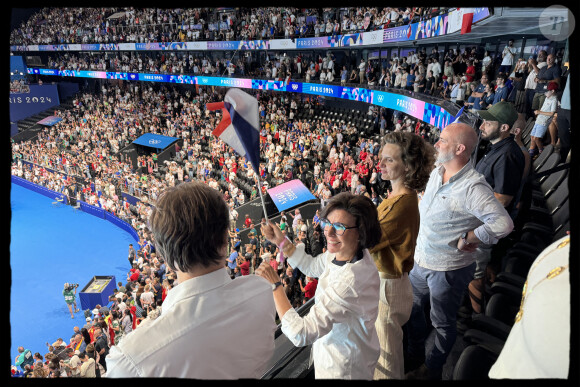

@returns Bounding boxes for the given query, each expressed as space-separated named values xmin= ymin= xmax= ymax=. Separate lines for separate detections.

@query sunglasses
xmin=319 ymin=218 xmax=358 ymax=236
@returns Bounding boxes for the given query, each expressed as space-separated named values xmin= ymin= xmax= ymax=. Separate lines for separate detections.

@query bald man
xmin=405 ymin=123 xmax=514 ymax=380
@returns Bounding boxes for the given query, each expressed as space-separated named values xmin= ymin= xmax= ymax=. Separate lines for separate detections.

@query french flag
xmin=452 ymin=106 xmax=465 ymax=124
xmin=207 ymin=88 xmax=261 ymax=174
xmin=461 ymin=8 xmax=475 ymax=35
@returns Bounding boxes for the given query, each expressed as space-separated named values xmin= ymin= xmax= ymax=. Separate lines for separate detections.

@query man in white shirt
xmin=79 ymin=352 xmax=97 ymax=378
xmin=406 ymin=123 xmax=513 ymax=380
xmin=359 ymin=59 xmax=366 ymax=84
xmin=106 ymin=182 xmax=276 ymax=378
xmin=528 ymin=81 xmax=559 ymax=157
xmin=431 ymin=58 xmax=442 ymax=87
xmin=524 ymin=50 xmax=547 ymax=119
xmin=327 ymin=56 xmax=335 ymax=75
xmin=409 ymin=51 xmax=418 ymax=66
xmin=499 ymin=39 xmax=518 ymax=75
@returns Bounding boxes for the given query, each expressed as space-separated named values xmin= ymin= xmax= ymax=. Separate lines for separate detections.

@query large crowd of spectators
xmin=11 ymin=81 xmax=440 ymax=211
xmin=11 ymin=8 xmax=571 ymax=377
xmin=11 ymin=65 xmax=571 ymax=379
xmin=11 ymin=80 xmax=447 ymax=377
xmin=36 ymin=41 xmax=565 ymax=120
xmin=11 ymin=7 xmax=448 ymax=46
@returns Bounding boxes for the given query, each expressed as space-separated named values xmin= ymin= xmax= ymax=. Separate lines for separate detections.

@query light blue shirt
xmin=414 ymin=163 xmax=514 ymax=271
xmin=227 ymin=251 xmax=238 ymax=269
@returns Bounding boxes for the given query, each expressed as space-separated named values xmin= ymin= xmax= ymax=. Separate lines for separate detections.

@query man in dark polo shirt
xmin=467 ymin=101 xmax=524 ymax=314
xmin=475 ymin=101 xmax=525 ymax=215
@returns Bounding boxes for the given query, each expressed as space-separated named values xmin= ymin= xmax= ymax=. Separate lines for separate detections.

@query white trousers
xmin=373 ymin=272 xmax=413 ymax=379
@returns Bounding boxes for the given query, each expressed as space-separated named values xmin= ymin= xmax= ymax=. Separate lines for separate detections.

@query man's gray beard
xmin=436 ymin=151 xmax=454 ymax=165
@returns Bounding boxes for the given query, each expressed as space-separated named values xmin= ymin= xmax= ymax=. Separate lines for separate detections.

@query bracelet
xmin=278 ymin=237 xmax=288 ymax=249
xmin=278 ymin=237 xmax=291 ymax=263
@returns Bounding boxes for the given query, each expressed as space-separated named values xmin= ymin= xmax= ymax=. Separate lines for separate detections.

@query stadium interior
xmin=10 ymin=6 xmax=575 ymax=380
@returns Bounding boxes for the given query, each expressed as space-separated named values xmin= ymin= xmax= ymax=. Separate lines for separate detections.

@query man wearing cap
xmin=470 ymin=102 xmax=526 ymax=313
xmin=529 ymin=81 xmax=559 ymax=157
xmin=475 ymin=101 xmax=526 ymax=214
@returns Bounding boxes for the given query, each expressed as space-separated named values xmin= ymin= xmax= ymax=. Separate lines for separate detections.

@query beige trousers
xmin=373 ymin=272 xmax=413 ymax=379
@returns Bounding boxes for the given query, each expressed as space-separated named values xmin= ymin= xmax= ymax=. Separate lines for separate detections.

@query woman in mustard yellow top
xmin=371 ymin=131 xmax=436 ymax=379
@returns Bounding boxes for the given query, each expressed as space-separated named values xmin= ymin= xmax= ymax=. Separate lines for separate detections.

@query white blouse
xmin=282 ymin=244 xmax=380 ymax=379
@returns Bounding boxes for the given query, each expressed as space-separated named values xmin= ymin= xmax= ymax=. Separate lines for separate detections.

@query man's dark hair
xmin=148 ymin=181 xmax=230 ymax=272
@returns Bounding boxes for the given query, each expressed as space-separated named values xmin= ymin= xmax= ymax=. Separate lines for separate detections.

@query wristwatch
xmin=271 ymin=281 xmax=282 ymax=291
xmin=460 ymin=232 xmax=470 ymax=245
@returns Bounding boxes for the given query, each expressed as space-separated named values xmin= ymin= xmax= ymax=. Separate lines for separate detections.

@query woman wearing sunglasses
xmin=370 ymin=131 xmax=436 ymax=379
xmin=257 ymin=192 xmax=382 ymax=379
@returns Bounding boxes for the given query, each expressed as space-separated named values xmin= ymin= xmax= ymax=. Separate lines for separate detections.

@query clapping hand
xmin=255 ymin=261 xmax=280 ymax=284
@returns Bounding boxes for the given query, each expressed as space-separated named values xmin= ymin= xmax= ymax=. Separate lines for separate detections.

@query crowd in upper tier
xmin=10 ymin=7 xmax=447 ymax=46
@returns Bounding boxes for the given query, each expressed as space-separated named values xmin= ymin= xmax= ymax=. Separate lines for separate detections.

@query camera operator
xmin=63 ymin=283 xmax=80 ymax=319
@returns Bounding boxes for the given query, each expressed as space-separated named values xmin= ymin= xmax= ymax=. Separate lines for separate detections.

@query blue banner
xmin=135 ymin=42 xmax=188 ymax=51
xmin=79 ymin=201 xmax=106 ymax=218
xmin=132 ymin=133 xmax=178 ymax=150
xmin=473 ymin=7 xmax=491 ymax=23
xmin=168 ymin=74 xmax=196 ymax=84
xmin=106 ymin=72 xmax=128 ymax=80
xmin=239 ymin=40 xmax=269 ymax=50
xmin=301 ymin=83 xmax=340 ymax=98
xmin=139 ymin=73 xmax=169 ymax=82
xmin=286 ymin=82 xmax=303 ymax=94
xmin=9 ymin=84 xmax=60 ymax=122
